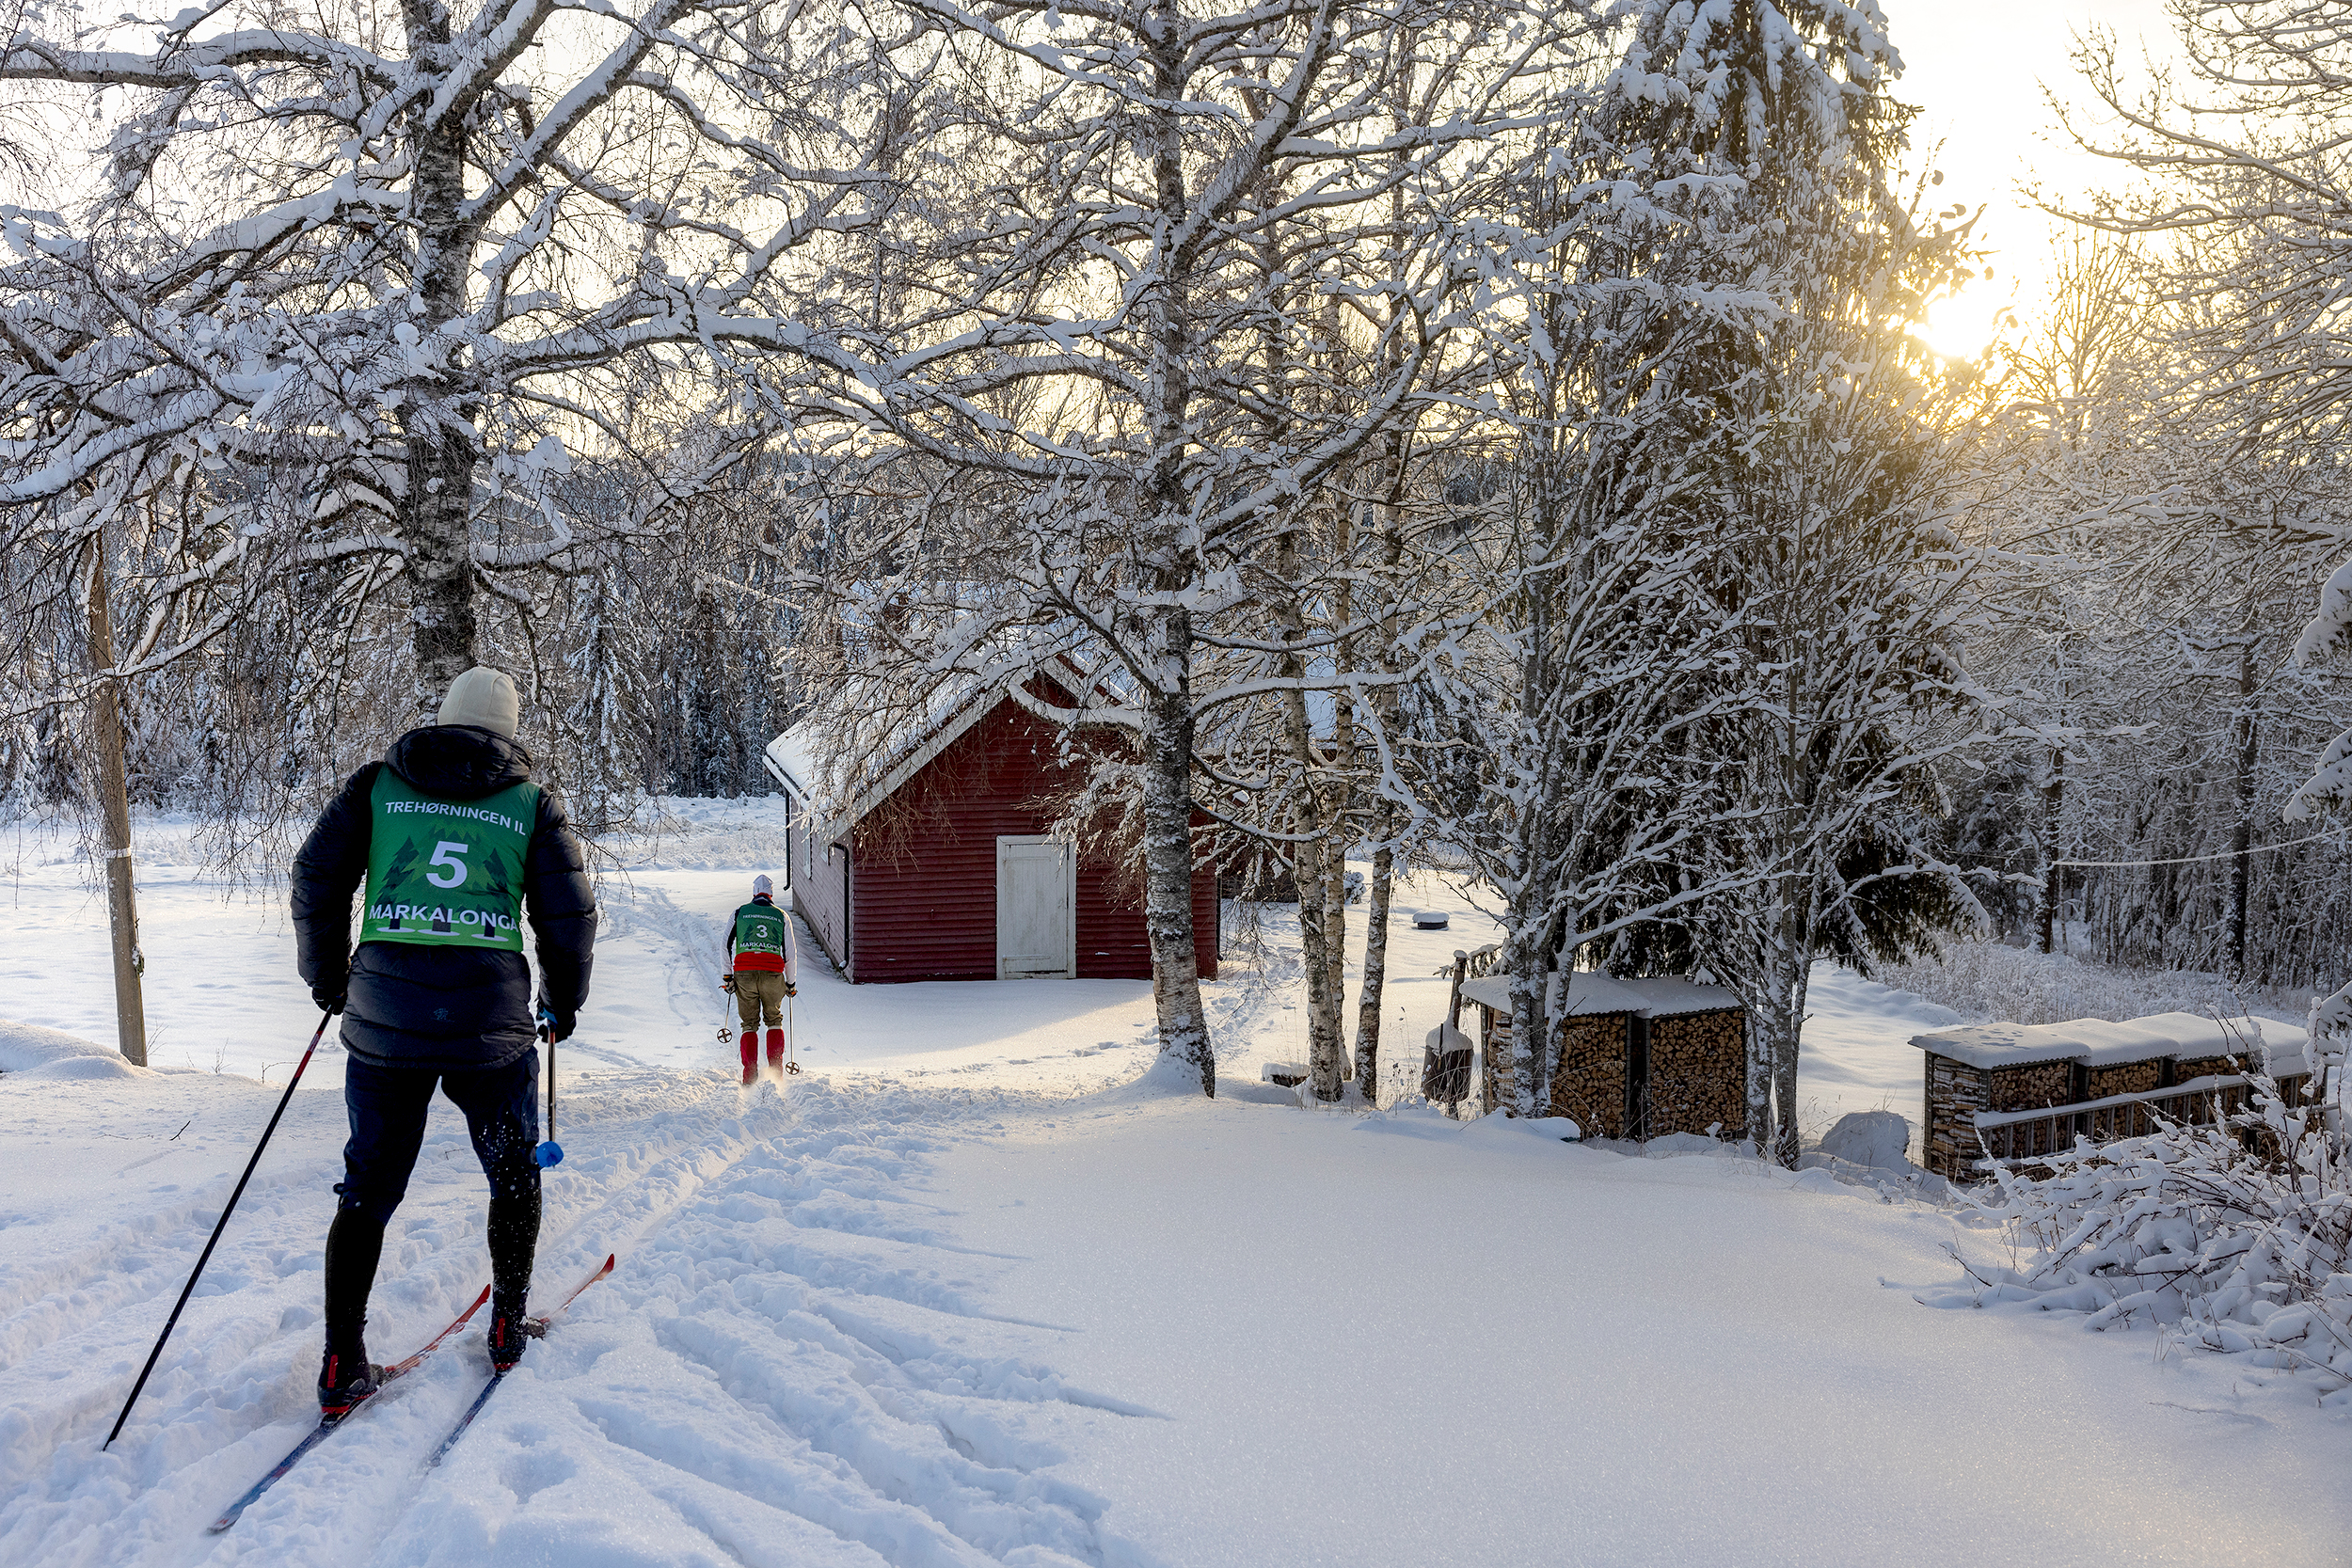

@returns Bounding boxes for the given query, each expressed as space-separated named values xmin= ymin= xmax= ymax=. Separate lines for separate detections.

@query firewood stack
xmin=1455 ymin=972 xmax=1747 ymax=1141
xmin=2083 ymin=1060 xmax=2163 ymax=1100
xmin=1913 ymin=1012 xmax=2317 ymax=1181
xmin=1549 ymin=1014 xmax=1630 ymax=1139
xmin=1644 ymin=1009 xmax=1748 ymax=1139
xmin=1989 ymin=1058 xmax=2074 ymax=1113
xmin=1922 ymin=1053 xmax=1989 ymax=1180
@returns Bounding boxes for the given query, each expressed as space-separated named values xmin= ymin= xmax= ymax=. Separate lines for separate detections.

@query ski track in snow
xmin=0 ymin=1069 xmax=1164 ymax=1568
xmin=9 ymin=810 xmax=2350 ymax=1565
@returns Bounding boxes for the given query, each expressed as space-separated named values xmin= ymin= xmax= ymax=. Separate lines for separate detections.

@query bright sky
xmin=1883 ymin=0 xmax=2179 ymax=356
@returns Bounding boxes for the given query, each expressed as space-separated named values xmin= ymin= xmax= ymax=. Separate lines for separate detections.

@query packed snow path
xmin=7 ymin=805 xmax=2349 ymax=1565
xmin=2 ymin=1066 xmax=1158 ymax=1568
xmin=14 ymin=1054 xmax=2352 ymax=1568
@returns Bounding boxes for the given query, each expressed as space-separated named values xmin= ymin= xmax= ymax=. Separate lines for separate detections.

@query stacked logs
xmin=1922 ymin=1053 xmax=1990 ymax=1180
xmin=1985 ymin=1059 xmax=2077 ymax=1160
xmin=1480 ymin=1011 xmax=1514 ymax=1115
xmin=2084 ymin=1060 xmax=2163 ymax=1100
xmin=1645 ymin=1010 xmax=1747 ymax=1138
xmin=1550 ymin=1014 xmax=1629 ymax=1138
xmin=1989 ymin=1059 xmax=2074 ymax=1112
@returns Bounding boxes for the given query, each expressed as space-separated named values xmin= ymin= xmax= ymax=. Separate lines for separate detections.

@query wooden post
xmin=86 ymin=537 xmax=147 ymax=1067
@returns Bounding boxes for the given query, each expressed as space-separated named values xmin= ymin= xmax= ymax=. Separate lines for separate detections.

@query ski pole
xmin=104 ymin=1008 xmax=332 ymax=1451
xmin=533 ymin=1012 xmax=564 ymax=1167
xmin=784 ymin=921 xmax=800 ymax=1075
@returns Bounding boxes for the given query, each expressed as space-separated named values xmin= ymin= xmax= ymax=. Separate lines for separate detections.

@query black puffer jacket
xmin=293 ymin=726 xmax=596 ymax=1070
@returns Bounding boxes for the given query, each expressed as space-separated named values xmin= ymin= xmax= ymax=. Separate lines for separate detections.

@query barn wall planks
xmin=788 ymin=813 xmax=852 ymax=974
xmin=846 ymin=696 xmax=1217 ymax=983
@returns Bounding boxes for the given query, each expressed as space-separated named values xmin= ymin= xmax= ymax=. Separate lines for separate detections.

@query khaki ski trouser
xmin=734 ymin=970 xmax=787 ymax=1028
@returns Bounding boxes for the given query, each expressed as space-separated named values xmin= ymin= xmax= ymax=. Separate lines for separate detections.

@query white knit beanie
xmin=437 ymin=667 xmax=520 ymax=737
xmin=753 ymin=874 xmax=773 ymax=898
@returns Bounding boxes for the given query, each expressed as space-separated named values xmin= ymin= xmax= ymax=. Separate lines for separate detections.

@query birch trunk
xmin=1744 ymin=991 xmax=1772 ymax=1154
xmin=1280 ymin=666 xmax=1342 ymax=1098
xmin=1354 ymin=839 xmax=1394 ymax=1102
xmin=2227 ymin=636 xmax=2257 ymax=981
xmin=1772 ymin=958 xmax=1809 ymax=1166
xmin=85 ymin=532 xmax=147 ymax=1067
xmin=1505 ymin=931 xmax=1549 ymax=1118
xmin=1326 ymin=502 xmax=1357 ymax=1085
xmin=1143 ymin=640 xmax=1213 ymax=1094
xmin=2037 ymin=742 xmax=2062 ymax=955
xmin=1134 ymin=31 xmax=1213 ymax=1095
xmin=402 ymin=14 xmax=480 ymax=710
xmin=1351 ymin=412 xmax=1408 ymax=1105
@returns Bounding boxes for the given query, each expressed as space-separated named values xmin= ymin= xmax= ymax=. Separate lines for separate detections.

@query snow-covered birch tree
xmin=1 ymin=0 xmax=898 ymax=718
xmin=799 ymin=0 xmax=1588 ymax=1095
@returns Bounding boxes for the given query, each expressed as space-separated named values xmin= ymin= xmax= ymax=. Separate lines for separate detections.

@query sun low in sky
xmin=1886 ymin=0 xmax=2175 ymax=359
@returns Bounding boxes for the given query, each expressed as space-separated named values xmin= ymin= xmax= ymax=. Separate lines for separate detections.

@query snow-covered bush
xmin=1879 ymin=939 xmax=2303 ymax=1032
xmin=1963 ymin=1081 xmax=2352 ymax=1396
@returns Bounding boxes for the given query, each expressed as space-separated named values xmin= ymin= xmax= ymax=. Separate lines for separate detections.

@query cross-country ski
xmin=16 ymin=4 xmax=2352 ymax=1563
xmin=207 ymin=1285 xmax=490 ymax=1533
xmin=421 ymin=1252 xmax=615 ymax=1470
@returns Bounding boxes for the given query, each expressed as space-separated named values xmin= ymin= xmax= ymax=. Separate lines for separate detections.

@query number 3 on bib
xmin=426 ymin=841 xmax=470 ymax=888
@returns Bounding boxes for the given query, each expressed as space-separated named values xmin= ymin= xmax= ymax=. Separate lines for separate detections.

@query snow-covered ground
xmin=4 ymin=803 xmax=2346 ymax=1565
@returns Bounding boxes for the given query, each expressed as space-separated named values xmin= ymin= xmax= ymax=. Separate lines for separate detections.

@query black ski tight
xmin=324 ymin=1184 xmax=539 ymax=1351
xmin=325 ymin=1052 xmax=544 ymax=1353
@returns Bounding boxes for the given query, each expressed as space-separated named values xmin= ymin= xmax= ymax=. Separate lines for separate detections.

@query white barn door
xmin=996 ymin=835 xmax=1075 ymax=978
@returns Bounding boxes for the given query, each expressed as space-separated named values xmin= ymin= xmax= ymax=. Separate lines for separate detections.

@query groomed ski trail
xmin=1 ymin=1069 xmax=1168 ymax=1568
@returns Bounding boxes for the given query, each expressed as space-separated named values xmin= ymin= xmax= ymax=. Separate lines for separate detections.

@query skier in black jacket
xmin=291 ymin=666 xmax=596 ymax=1415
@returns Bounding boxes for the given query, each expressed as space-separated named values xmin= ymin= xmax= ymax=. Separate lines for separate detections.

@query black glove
xmin=313 ymin=987 xmax=347 ymax=1016
xmin=721 ymin=974 xmax=737 ymax=995
xmin=784 ymin=981 xmax=797 ymax=997
xmin=537 ymin=1006 xmax=575 ymax=1043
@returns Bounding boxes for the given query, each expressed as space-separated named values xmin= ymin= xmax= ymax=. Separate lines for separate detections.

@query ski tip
xmin=597 ymin=1253 xmax=616 ymax=1275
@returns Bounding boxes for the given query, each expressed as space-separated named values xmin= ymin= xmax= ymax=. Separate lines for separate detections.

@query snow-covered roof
xmin=764 ymin=727 xmax=821 ymax=806
xmin=764 ymin=656 xmax=1108 ymax=846
xmin=1913 ymin=1012 xmax=2312 ymax=1073
xmin=1458 ymin=973 xmax=1740 ymax=1020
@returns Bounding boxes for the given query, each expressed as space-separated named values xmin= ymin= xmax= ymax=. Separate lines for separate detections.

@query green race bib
xmin=360 ymin=770 xmax=540 ymax=950
xmin=733 ymin=902 xmax=787 ymax=959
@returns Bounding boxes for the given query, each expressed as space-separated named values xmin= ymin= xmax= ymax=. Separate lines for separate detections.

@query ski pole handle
xmin=105 ymin=1009 xmax=330 ymax=1451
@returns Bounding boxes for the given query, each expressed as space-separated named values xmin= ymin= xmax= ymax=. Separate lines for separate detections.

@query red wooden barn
xmin=764 ymin=673 xmax=1218 ymax=984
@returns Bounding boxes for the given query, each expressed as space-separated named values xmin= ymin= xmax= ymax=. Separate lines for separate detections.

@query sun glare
xmin=1914 ymin=292 xmax=2011 ymax=363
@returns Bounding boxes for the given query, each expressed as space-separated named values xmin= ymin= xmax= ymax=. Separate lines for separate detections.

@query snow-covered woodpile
xmin=1550 ymin=1014 xmax=1634 ymax=1139
xmin=1645 ymin=1009 xmax=1751 ymax=1139
xmin=1458 ymin=974 xmax=1745 ymax=1139
xmin=1913 ymin=1013 xmax=2314 ymax=1180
